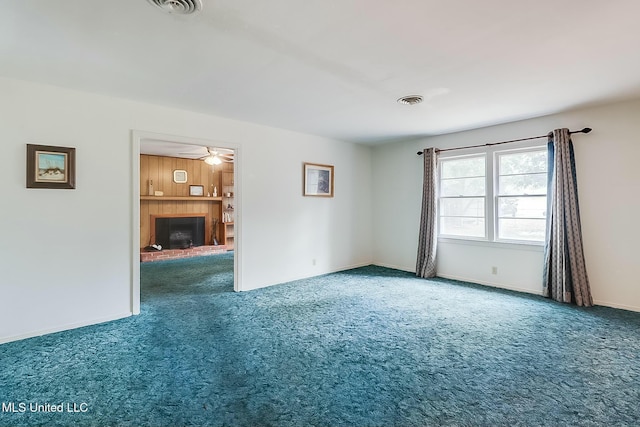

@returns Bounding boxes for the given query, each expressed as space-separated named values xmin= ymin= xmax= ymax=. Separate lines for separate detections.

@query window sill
xmin=438 ymin=236 xmax=544 ymax=252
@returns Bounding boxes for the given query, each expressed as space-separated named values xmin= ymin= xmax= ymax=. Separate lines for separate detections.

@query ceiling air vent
xmin=147 ymin=0 xmax=203 ymax=15
xmin=397 ymin=95 xmax=424 ymax=105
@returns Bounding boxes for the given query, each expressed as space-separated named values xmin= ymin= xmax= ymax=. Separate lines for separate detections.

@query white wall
xmin=373 ymin=99 xmax=640 ymax=311
xmin=0 ymin=77 xmax=373 ymax=343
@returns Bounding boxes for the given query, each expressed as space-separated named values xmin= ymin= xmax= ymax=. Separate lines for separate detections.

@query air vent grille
xmin=397 ymin=95 xmax=424 ymax=105
xmin=147 ymin=0 xmax=202 ymax=15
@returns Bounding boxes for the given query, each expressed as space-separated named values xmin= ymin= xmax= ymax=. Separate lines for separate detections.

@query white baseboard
xmin=0 ymin=312 xmax=132 ymax=345
xmin=429 ymin=273 xmax=544 ymax=296
xmin=239 ymin=261 xmax=375 ymax=292
xmin=592 ymin=299 xmax=640 ymax=313
xmin=335 ymin=261 xmax=373 ymax=272
xmin=420 ymin=273 xmax=640 ymax=313
xmin=371 ymin=263 xmax=543 ymax=299
xmin=372 ymin=262 xmax=414 ymax=273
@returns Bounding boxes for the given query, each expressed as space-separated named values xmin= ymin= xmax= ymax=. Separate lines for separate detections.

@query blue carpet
xmin=2 ymin=253 xmax=640 ymax=426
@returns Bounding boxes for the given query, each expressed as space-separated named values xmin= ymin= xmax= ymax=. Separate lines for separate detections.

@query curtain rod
xmin=416 ymin=127 xmax=592 ymax=156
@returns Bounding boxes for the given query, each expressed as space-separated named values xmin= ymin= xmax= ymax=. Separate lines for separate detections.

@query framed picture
xmin=173 ymin=170 xmax=188 ymax=183
xmin=26 ymin=144 xmax=76 ymax=189
xmin=303 ymin=162 xmax=334 ymax=197
xmin=189 ymin=185 xmax=204 ymax=196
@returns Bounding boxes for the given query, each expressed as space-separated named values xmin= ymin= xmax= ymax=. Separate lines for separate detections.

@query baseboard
xmin=335 ymin=261 xmax=374 ymax=272
xmin=435 ymin=275 xmax=640 ymax=312
xmin=435 ymin=273 xmax=544 ymax=296
xmin=593 ymin=299 xmax=640 ymax=313
xmin=240 ymin=261 xmax=374 ymax=292
xmin=371 ymin=264 xmax=544 ymax=296
xmin=372 ymin=262 xmax=415 ymax=273
xmin=0 ymin=312 xmax=132 ymax=345
xmin=372 ymin=263 xmax=546 ymax=298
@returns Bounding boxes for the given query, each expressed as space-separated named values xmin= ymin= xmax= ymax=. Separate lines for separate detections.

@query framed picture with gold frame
xmin=303 ymin=162 xmax=334 ymax=197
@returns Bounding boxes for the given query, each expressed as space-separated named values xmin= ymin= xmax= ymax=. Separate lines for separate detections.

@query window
xmin=438 ymin=146 xmax=548 ymax=244
xmin=439 ymin=155 xmax=486 ymax=238
xmin=496 ymin=149 xmax=547 ymax=242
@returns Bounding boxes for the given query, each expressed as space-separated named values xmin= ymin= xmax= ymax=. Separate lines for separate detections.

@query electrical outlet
xmin=491 ymin=266 xmax=498 ymax=275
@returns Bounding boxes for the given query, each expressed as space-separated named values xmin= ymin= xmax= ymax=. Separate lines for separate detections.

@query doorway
xmin=131 ymin=131 xmax=241 ymax=315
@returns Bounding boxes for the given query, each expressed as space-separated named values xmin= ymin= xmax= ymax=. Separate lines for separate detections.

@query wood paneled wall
xmin=140 ymin=154 xmax=221 ymax=197
xmin=139 ymin=155 xmax=233 ymax=248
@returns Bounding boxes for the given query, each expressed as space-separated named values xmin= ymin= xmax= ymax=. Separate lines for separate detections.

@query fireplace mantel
xmin=141 ymin=196 xmax=222 ymax=201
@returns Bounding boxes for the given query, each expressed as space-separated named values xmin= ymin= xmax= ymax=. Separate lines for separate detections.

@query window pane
xmin=441 ymin=177 xmax=485 ymax=197
xmin=441 ymin=217 xmax=485 ymax=238
xmin=441 ymin=156 xmax=485 ymax=179
xmin=498 ymin=218 xmax=546 ymax=241
xmin=498 ymin=196 xmax=547 ymax=218
xmin=440 ymin=198 xmax=484 ymax=217
xmin=499 ymin=151 xmax=547 ymax=175
xmin=439 ymin=155 xmax=486 ymax=239
xmin=498 ymin=173 xmax=546 ymax=196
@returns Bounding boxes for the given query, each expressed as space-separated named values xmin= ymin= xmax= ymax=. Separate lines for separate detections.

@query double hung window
xmin=495 ymin=149 xmax=547 ymax=242
xmin=439 ymin=155 xmax=486 ymax=238
xmin=438 ymin=146 xmax=548 ymax=244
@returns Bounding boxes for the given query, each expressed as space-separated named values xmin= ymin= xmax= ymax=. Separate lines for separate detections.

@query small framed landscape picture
xmin=303 ymin=162 xmax=334 ymax=197
xmin=26 ymin=144 xmax=76 ymax=189
xmin=189 ymin=185 xmax=204 ymax=196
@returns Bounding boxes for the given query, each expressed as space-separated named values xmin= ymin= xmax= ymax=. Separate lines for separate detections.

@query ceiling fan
xmin=202 ymin=148 xmax=234 ymax=165
xmin=178 ymin=147 xmax=234 ymax=164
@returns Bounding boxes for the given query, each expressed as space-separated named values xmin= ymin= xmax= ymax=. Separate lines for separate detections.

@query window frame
xmin=494 ymin=146 xmax=548 ymax=245
xmin=438 ymin=152 xmax=488 ymax=241
xmin=437 ymin=141 xmax=548 ymax=247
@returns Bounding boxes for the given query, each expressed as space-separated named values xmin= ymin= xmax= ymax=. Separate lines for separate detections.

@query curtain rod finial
xmin=417 ymin=151 xmax=423 ymax=156
xmin=582 ymin=127 xmax=592 ymax=133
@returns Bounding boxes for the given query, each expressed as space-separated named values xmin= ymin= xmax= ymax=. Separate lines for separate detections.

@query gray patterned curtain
xmin=416 ymin=148 xmax=438 ymax=278
xmin=543 ymin=128 xmax=593 ymax=306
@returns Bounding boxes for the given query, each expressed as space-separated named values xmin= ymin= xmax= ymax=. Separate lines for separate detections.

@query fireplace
xmin=154 ymin=216 xmax=205 ymax=249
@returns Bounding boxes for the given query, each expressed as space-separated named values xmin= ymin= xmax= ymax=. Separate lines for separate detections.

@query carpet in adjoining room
xmin=1 ymin=253 xmax=640 ymax=426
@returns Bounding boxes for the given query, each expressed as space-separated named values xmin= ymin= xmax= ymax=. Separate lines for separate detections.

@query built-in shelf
xmin=222 ymin=221 xmax=234 ymax=250
xmin=140 ymin=196 xmax=222 ymax=201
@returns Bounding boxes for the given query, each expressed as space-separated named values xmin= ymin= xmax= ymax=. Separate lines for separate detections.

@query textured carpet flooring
xmin=1 ymin=253 xmax=640 ymax=426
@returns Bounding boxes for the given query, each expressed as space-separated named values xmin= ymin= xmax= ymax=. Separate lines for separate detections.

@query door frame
xmin=130 ymin=130 xmax=242 ymax=314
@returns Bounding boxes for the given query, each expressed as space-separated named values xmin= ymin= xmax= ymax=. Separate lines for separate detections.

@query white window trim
xmin=494 ymin=146 xmax=547 ymax=246
xmin=437 ymin=140 xmax=547 ymax=248
xmin=438 ymin=236 xmax=545 ymax=252
xmin=438 ymin=152 xmax=488 ymax=241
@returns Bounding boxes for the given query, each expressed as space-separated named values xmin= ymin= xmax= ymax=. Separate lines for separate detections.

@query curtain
xmin=543 ymin=128 xmax=593 ymax=306
xmin=416 ymin=147 xmax=438 ymax=278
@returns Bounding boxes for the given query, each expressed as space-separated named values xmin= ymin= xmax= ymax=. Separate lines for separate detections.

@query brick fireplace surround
xmin=140 ymin=245 xmax=228 ymax=263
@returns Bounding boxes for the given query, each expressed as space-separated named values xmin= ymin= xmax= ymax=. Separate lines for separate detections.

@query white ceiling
xmin=139 ymin=140 xmax=234 ymax=160
xmin=2 ymin=0 xmax=640 ymax=145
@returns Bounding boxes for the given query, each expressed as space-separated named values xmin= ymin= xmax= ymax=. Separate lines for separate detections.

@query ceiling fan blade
xmin=171 ymin=147 xmax=234 ymax=163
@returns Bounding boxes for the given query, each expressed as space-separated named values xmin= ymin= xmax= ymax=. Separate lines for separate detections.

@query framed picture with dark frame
xmin=189 ymin=185 xmax=204 ymax=196
xmin=303 ymin=162 xmax=334 ymax=197
xmin=26 ymin=144 xmax=76 ymax=189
